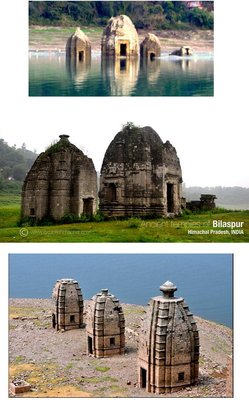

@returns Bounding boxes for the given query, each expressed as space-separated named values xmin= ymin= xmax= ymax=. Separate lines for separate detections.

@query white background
xmin=1 ymin=0 xmax=249 ymax=399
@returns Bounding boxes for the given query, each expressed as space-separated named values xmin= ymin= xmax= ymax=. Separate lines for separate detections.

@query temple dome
xmin=99 ymin=124 xmax=183 ymax=218
xmin=101 ymin=15 xmax=139 ymax=57
xmin=101 ymin=125 xmax=166 ymax=166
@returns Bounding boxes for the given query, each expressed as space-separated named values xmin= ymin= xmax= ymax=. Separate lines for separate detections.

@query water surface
xmin=9 ymin=253 xmax=232 ymax=327
xmin=29 ymin=52 xmax=213 ymax=96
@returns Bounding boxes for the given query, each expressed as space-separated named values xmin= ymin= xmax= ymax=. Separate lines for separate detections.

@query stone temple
xmin=21 ymin=135 xmax=97 ymax=221
xmin=66 ymin=27 xmax=91 ymax=63
xmin=138 ymin=281 xmax=199 ymax=394
xmin=52 ymin=278 xmax=84 ymax=331
xmin=140 ymin=33 xmax=161 ymax=60
xmin=101 ymin=15 xmax=139 ymax=57
xmin=99 ymin=125 xmax=183 ymax=217
xmin=86 ymin=289 xmax=125 ymax=358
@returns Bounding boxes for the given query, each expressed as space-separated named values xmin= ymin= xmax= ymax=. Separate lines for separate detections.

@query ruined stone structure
xmin=86 ymin=289 xmax=125 ymax=357
xmin=170 ymin=46 xmax=193 ymax=56
xmin=66 ymin=27 xmax=91 ymax=62
xmin=21 ymin=135 xmax=97 ymax=221
xmin=140 ymin=33 xmax=161 ymax=60
xmin=187 ymin=194 xmax=217 ymax=211
xmin=99 ymin=125 xmax=182 ymax=217
xmin=101 ymin=15 xmax=139 ymax=58
xmin=52 ymin=278 xmax=84 ymax=331
xmin=138 ymin=281 xmax=199 ymax=394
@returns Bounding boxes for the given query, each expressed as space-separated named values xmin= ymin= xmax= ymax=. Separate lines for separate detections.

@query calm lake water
xmin=29 ymin=52 xmax=213 ymax=96
xmin=9 ymin=254 xmax=232 ymax=327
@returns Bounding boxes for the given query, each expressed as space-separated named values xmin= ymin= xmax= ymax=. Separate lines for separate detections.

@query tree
xmin=12 ymin=165 xmax=26 ymax=181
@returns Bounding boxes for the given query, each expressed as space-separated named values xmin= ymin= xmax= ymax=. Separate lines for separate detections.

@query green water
xmin=29 ymin=53 xmax=213 ymax=96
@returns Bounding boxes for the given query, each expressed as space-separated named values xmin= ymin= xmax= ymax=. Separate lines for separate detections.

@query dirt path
xmin=9 ymin=299 xmax=230 ymax=397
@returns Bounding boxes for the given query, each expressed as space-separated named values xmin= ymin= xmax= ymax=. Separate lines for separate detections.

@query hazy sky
xmin=1 ymin=1 xmax=248 ymax=188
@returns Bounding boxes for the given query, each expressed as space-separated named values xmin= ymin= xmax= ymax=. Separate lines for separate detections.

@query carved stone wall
xmin=138 ymin=281 xmax=199 ymax=393
xmin=86 ymin=289 xmax=125 ymax=357
xmin=21 ymin=135 xmax=97 ymax=221
xmin=66 ymin=27 xmax=91 ymax=63
xmin=140 ymin=33 xmax=161 ymax=60
xmin=99 ymin=126 xmax=182 ymax=217
xmin=101 ymin=15 xmax=139 ymax=57
xmin=52 ymin=278 xmax=84 ymax=331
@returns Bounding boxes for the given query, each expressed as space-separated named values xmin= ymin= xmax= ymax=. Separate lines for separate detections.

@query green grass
xmin=0 ymin=195 xmax=248 ymax=242
xmin=15 ymin=355 xmax=26 ymax=363
xmin=29 ymin=25 xmax=103 ymax=49
xmin=78 ymin=376 xmax=118 ymax=384
xmin=95 ymin=366 xmax=110 ymax=373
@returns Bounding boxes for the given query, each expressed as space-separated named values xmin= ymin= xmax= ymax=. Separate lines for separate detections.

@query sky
xmin=1 ymin=0 xmax=248 ymax=188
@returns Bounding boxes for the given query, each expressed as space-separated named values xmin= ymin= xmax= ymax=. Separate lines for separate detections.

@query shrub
xmin=127 ymin=218 xmax=141 ymax=229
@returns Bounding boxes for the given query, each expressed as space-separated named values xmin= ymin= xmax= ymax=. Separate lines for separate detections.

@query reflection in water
xmin=140 ymin=58 xmax=161 ymax=84
xmin=171 ymin=58 xmax=193 ymax=71
xmin=101 ymin=57 xmax=139 ymax=96
xmin=66 ymin=57 xmax=91 ymax=86
xmin=29 ymin=52 xmax=213 ymax=96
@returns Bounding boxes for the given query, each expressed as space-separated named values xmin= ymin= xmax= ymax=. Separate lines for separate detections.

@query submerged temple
xmin=101 ymin=15 xmax=139 ymax=58
xmin=52 ymin=278 xmax=84 ymax=331
xmin=21 ymin=135 xmax=97 ymax=221
xmin=138 ymin=281 xmax=199 ymax=393
xmin=66 ymin=27 xmax=91 ymax=63
xmin=99 ymin=125 xmax=183 ymax=217
xmin=140 ymin=33 xmax=161 ymax=60
xmin=86 ymin=289 xmax=125 ymax=357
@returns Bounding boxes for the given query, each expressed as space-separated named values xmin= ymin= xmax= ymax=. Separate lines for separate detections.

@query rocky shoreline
xmin=9 ymin=298 xmax=231 ymax=398
xmin=29 ymin=26 xmax=213 ymax=54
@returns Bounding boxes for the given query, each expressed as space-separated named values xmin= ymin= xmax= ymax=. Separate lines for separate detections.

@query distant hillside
xmin=184 ymin=186 xmax=249 ymax=210
xmin=29 ymin=1 xmax=214 ymax=30
xmin=0 ymin=139 xmax=36 ymax=194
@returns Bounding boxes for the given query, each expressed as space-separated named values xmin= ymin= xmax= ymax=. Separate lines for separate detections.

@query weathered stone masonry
xmin=86 ymin=289 xmax=125 ymax=358
xmin=99 ymin=125 xmax=183 ymax=217
xmin=52 ymin=278 xmax=84 ymax=331
xmin=101 ymin=15 xmax=139 ymax=58
xmin=138 ymin=281 xmax=199 ymax=393
xmin=21 ymin=135 xmax=97 ymax=221
xmin=140 ymin=33 xmax=161 ymax=60
xmin=66 ymin=27 xmax=91 ymax=63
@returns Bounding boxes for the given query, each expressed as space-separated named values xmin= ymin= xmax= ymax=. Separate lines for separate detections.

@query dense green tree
xmin=29 ymin=1 xmax=214 ymax=29
xmin=0 ymin=138 xmax=36 ymax=186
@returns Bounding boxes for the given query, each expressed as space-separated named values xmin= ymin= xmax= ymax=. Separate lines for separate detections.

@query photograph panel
xmin=9 ymin=253 xmax=233 ymax=397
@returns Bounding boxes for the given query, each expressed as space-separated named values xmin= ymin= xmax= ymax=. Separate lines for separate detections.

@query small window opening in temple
xmin=79 ymin=51 xmax=84 ymax=61
xmin=120 ymin=59 xmax=127 ymax=71
xmin=120 ymin=43 xmax=127 ymax=56
xmin=70 ymin=315 xmax=75 ymax=323
xmin=141 ymin=368 xmax=147 ymax=388
xmin=110 ymin=337 xmax=115 ymax=346
xmin=178 ymin=372 xmax=185 ymax=382
xmin=167 ymin=183 xmax=174 ymax=212
xmin=150 ymin=53 xmax=155 ymax=61
xmin=88 ymin=336 xmax=93 ymax=354
xmin=30 ymin=208 xmax=35 ymax=216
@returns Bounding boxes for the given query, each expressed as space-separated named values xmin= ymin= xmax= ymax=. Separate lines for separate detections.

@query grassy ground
xmin=0 ymin=194 xmax=248 ymax=242
xmin=29 ymin=26 xmax=103 ymax=51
